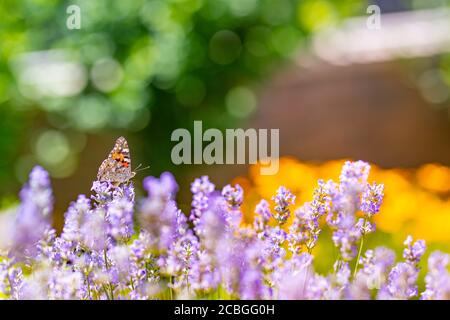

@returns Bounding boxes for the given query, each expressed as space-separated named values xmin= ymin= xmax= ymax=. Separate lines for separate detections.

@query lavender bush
xmin=0 ymin=160 xmax=447 ymax=300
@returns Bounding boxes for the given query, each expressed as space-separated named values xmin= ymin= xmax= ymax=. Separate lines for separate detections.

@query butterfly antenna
xmin=135 ymin=164 xmax=150 ymax=172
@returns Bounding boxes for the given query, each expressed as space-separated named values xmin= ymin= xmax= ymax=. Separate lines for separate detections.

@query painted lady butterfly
xmin=97 ymin=136 xmax=136 ymax=184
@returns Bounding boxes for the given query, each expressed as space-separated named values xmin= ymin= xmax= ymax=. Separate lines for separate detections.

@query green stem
xmin=109 ymin=284 xmax=115 ymax=300
xmin=87 ymin=277 xmax=91 ymax=300
xmin=130 ymin=277 xmax=135 ymax=291
xmin=353 ymin=233 xmax=365 ymax=278
xmin=169 ymin=276 xmax=173 ymax=300
xmin=103 ymin=249 xmax=109 ymax=269
xmin=102 ymin=285 xmax=111 ymax=300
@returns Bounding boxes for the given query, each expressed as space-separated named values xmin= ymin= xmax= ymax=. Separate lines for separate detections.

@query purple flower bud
xmin=289 ymin=181 xmax=329 ymax=253
xmin=403 ymin=235 xmax=426 ymax=266
xmin=360 ymin=183 xmax=384 ymax=216
xmin=221 ymin=184 xmax=243 ymax=210
xmin=253 ymin=200 xmax=271 ymax=238
xmin=272 ymin=186 xmax=295 ymax=225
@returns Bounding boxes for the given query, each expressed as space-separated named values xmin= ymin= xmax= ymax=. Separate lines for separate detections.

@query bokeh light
xmin=226 ymin=86 xmax=257 ymax=118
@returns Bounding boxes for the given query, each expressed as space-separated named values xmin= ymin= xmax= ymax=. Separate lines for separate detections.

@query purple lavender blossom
xmin=221 ymin=184 xmax=243 ymax=229
xmin=91 ymin=180 xmax=135 ymax=206
xmin=239 ymin=240 xmax=267 ymax=299
xmin=10 ymin=166 xmax=53 ymax=261
xmin=272 ymin=186 xmax=295 ymax=225
xmin=360 ymin=247 xmax=395 ymax=281
xmin=80 ymin=208 xmax=109 ymax=252
xmin=17 ymin=264 xmax=52 ymax=299
xmin=324 ymin=180 xmax=344 ymax=229
xmin=347 ymin=247 xmax=395 ymax=299
xmin=139 ymin=172 xmax=181 ymax=252
xmin=308 ymin=274 xmax=341 ymax=300
xmin=190 ymin=176 xmax=215 ymax=227
xmin=339 ymin=160 xmax=370 ymax=194
xmin=37 ymin=228 xmax=58 ymax=263
xmin=360 ymin=183 xmax=384 ymax=217
xmin=109 ymin=245 xmax=132 ymax=283
xmin=196 ymin=205 xmax=228 ymax=251
xmin=143 ymin=172 xmax=178 ymax=200
xmin=129 ymin=233 xmax=158 ymax=297
xmin=304 ymin=261 xmax=349 ymax=300
xmin=61 ymin=195 xmax=91 ymax=243
xmin=276 ymin=253 xmax=313 ymax=299
xmin=326 ymin=162 xmax=379 ymax=261
xmin=403 ymin=235 xmax=426 ymax=266
xmin=221 ymin=184 xmax=243 ymax=210
xmin=107 ymin=198 xmax=134 ymax=243
xmin=345 ymin=273 xmax=372 ymax=300
xmin=47 ymin=267 xmax=84 ymax=300
xmin=421 ymin=251 xmax=450 ymax=300
xmin=378 ymin=237 xmax=425 ymax=300
xmin=253 ymin=199 xmax=271 ymax=239
xmin=289 ymin=180 xmax=329 ymax=253
xmin=331 ymin=215 xmax=362 ymax=261
xmin=163 ymin=231 xmax=200 ymax=290
xmin=187 ymin=200 xmax=230 ymax=292
xmin=380 ymin=262 xmax=419 ymax=299
xmin=355 ymin=218 xmax=375 ymax=235
xmin=189 ymin=249 xmax=220 ymax=292
xmin=334 ymin=261 xmax=351 ymax=287
xmin=336 ymin=161 xmax=370 ymax=229
xmin=216 ymin=236 xmax=245 ymax=297
xmin=264 ymin=226 xmax=287 ymax=262
xmin=0 ymin=259 xmax=23 ymax=299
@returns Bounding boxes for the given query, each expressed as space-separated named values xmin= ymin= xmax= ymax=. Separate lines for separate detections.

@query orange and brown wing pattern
xmin=97 ymin=136 xmax=135 ymax=183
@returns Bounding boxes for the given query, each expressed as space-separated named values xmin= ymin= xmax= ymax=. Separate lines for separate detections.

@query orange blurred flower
xmin=235 ymin=157 xmax=450 ymax=245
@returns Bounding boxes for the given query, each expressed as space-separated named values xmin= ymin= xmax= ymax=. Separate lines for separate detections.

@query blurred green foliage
xmin=0 ymin=0 xmax=366 ymax=194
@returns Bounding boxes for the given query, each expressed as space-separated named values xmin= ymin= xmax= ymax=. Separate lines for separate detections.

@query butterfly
xmin=97 ymin=136 xmax=136 ymax=184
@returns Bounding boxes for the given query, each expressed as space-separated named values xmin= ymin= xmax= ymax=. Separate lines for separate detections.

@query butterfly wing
xmin=97 ymin=136 xmax=135 ymax=183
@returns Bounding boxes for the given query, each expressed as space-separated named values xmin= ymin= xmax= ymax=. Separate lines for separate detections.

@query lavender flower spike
xmin=221 ymin=184 xmax=244 ymax=229
xmin=190 ymin=176 xmax=215 ymax=227
xmin=253 ymin=199 xmax=271 ymax=238
xmin=360 ymin=182 xmax=384 ymax=217
xmin=272 ymin=186 xmax=295 ymax=225
xmin=11 ymin=166 xmax=54 ymax=261
xmin=421 ymin=251 xmax=450 ymax=300
xmin=403 ymin=235 xmax=426 ymax=266
xmin=222 ymin=184 xmax=243 ymax=210
xmin=339 ymin=160 xmax=370 ymax=194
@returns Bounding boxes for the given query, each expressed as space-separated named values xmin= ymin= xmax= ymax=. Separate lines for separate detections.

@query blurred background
xmin=0 ymin=0 xmax=449 ymax=266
